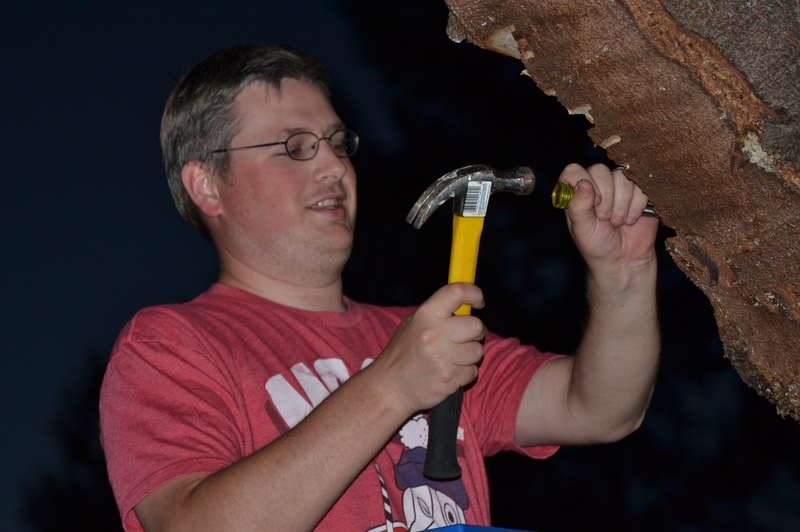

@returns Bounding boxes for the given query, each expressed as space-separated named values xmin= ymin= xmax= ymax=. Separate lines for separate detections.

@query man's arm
xmin=132 ymin=284 xmax=486 ymax=532
xmin=515 ymin=163 xmax=660 ymax=446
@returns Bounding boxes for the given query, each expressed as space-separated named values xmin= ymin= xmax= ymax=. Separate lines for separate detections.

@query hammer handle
xmin=424 ymin=215 xmax=484 ymax=480
xmin=424 ymin=388 xmax=464 ymax=479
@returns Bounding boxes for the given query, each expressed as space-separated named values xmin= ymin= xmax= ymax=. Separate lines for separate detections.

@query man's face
xmin=209 ymin=79 xmax=357 ymax=286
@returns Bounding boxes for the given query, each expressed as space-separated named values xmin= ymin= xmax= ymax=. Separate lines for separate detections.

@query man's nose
xmin=314 ymin=141 xmax=348 ymax=180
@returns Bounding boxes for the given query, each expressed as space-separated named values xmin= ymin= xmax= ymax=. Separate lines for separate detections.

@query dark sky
xmin=2 ymin=2 xmax=405 ymax=529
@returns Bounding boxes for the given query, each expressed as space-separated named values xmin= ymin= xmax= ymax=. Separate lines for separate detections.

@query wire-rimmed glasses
xmin=209 ymin=129 xmax=359 ymax=161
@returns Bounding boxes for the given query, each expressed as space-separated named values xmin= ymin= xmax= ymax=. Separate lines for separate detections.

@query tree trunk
xmin=443 ymin=0 xmax=800 ymax=420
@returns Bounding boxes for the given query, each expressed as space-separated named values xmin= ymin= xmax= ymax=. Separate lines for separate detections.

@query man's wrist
xmin=586 ymin=258 xmax=657 ymax=303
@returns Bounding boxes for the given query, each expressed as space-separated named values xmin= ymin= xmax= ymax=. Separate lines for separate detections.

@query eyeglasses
xmin=209 ymin=128 xmax=359 ymax=161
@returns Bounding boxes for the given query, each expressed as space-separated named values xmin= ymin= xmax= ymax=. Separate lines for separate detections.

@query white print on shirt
xmin=263 ymin=359 xmax=468 ymax=531
xmin=402 ymin=484 xmax=466 ymax=531
xmin=264 ymin=357 xmax=373 ymax=428
xmin=371 ymin=463 xmax=405 ymax=532
xmin=399 ymin=413 xmax=465 ymax=448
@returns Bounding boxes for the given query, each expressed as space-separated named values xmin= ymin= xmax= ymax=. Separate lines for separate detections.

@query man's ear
xmin=181 ymin=161 xmax=222 ymax=218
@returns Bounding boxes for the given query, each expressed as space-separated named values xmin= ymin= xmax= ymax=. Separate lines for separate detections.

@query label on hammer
xmin=462 ymin=181 xmax=492 ymax=217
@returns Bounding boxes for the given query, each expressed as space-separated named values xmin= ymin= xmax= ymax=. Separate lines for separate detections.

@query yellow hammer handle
xmin=448 ymin=215 xmax=485 ymax=316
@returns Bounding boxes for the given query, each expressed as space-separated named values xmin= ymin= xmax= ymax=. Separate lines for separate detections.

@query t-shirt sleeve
xmin=463 ymin=331 xmax=562 ymax=460
xmin=99 ymin=310 xmax=244 ymax=531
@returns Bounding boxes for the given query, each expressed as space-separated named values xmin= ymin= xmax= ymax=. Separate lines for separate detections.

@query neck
xmin=217 ymin=252 xmax=348 ymax=313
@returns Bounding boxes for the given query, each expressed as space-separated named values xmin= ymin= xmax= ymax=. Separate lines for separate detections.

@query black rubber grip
xmin=423 ymin=386 xmax=463 ymax=479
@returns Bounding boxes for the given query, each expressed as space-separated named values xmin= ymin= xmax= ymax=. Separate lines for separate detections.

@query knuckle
xmin=587 ymin=163 xmax=610 ymax=177
xmin=469 ymin=315 xmax=484 ymax=329
xmin=472 ymin=342 xmax=485 ymax=363
xmin=562 ymin=162 xmax=586 ymax=176
xmin=416 ymin=327 xmax=439 ymax=350
xmin=449 ymin=282 xmax=470 ymax=299
xmin=460 ymin=365 xmax=479 ymax=387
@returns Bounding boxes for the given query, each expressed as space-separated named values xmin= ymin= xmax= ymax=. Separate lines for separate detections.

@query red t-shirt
xmin=100 ymin=284 xmax=559 ymax=531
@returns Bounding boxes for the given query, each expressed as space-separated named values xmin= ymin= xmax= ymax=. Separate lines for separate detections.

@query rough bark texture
xmin=444 ymin=0 xmax=800 ymax=420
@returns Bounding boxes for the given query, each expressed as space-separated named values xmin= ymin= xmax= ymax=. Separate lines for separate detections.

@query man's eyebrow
xmin=277 ymin=123 xmax=347 ymax=137
xmin=279 ymin=127 xmax=308 ymax=136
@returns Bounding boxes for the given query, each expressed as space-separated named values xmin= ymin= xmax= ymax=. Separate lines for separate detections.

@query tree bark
xmin=443 ymin=0 xmax=800 ymax=420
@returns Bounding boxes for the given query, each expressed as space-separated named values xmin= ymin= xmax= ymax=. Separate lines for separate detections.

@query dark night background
xmin=4 ymin=1 xmax=800 ymax=530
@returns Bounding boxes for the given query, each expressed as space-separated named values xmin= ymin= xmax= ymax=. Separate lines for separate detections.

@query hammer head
xmin=406 ymin=164 xmax=535 ymax=229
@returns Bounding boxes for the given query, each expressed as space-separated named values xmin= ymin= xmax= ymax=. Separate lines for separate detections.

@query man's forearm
xmin=135 ymin=365 xmax=410 ymax=532
xmin=568 ymin=264 xmax=660 ymax=440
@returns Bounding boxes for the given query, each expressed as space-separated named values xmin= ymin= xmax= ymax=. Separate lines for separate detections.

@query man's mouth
xmin=312 ymin=198 xmax=343 ymax=210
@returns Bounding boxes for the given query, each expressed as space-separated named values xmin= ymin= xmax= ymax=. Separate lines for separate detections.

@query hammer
xmin=407 ymin=163 xmax=535 ymax=479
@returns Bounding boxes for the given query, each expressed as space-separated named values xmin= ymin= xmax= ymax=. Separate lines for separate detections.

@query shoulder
xmin=107 ymin=287 xmax=243 ymax=373
xmin=117 ymin=283 xmax=267 ymax=342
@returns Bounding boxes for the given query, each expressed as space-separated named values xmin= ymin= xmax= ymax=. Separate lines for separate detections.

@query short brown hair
xmin=160 ymin=44 xmax=332 ymax=239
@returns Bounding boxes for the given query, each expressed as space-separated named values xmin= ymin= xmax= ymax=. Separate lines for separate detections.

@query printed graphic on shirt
xmin=264 ymin=358 xmax=470 ymax=531
xmin=392 ymin=415 xmax=468 ymax=531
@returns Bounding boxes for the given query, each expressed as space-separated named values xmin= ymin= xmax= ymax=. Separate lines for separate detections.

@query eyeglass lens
xmin=287 ymin=130 xmax=358 ymax=160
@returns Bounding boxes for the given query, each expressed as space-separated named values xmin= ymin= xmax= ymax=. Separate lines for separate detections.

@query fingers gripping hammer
xmin=406 ymin=164 xmax=535 ymax=479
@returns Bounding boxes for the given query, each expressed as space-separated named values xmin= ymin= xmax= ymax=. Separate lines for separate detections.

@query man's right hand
xmin=370 ymin=283 xmax=486 ymax=416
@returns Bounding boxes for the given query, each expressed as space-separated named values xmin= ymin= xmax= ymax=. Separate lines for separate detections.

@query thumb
xmin=565 ymin=179 xmax=599 ymax=235
xmin=425 ymin=283 xmax=485 ymax=318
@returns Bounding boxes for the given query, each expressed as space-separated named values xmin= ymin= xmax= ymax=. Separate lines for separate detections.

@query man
xmin=100 ymin=44 xmax=659 ymax=531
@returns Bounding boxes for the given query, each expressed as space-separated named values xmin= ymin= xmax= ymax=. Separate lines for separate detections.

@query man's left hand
xmin=557 ymin=163 xmax=658 ymax=287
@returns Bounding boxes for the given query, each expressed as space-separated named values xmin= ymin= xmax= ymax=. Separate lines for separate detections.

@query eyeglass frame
xmin=207 ymin=128 xmax=359 ymax=161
